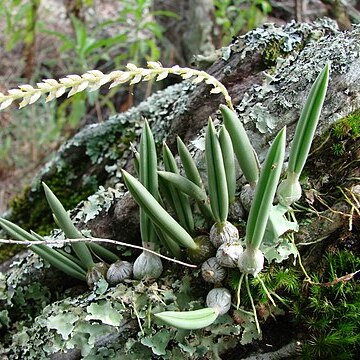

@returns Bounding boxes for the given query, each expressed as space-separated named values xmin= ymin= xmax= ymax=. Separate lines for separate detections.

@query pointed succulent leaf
xmin=0 ymin=218 xmax=87 ymax=280
xmin=122 ymin=170 xmax=198 ymax=250
xmin=288 ymin=63 xmax=330 ymax=175
xmin=176 ymin=136 xmax=203 ymax=188
xmin=154 ymin=307 xmax=218 ymax=330
xmin=158 ymin=171 xmax=213 ymax=220
xmin=163 ymin=143 xmax=194 ymax=233
xmin=205 ymin=118 xmax=229 ymax=223
xmin=246 ymin=127 xmax=286 ymax=250
xmin=42 ymin=182 xmax=94 ymax=269
xmin=220 ymin=105 xmax=260 ymax=186
xmin=139 ymin=120 xmax=158 ymax=245
xmin=219 ymin=125 xmax=236 ymax=203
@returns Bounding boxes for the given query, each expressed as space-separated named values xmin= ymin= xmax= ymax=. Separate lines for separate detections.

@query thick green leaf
xmin=288 ymin=63 xmax=330 ymax=175
xmin=158 ymin=171 xmax=213 ymax=220
xmin=139 ymin=119 xmax=158 ymax=245
xmin=205 ymin=118 xmax=228 ymax=223
xmin=122 ymin=170 xmax=198 ymax=250
xmin=219 ymin=125 xmax=236 ymax=203
xmin=154 ymin=307 xmax=218 ymax=330
xmin=246 ymin=127 xmax=286 ymax=250
xmin=163 ymin=143 xmax=194 ymax=233
xmin=88 ymin=243 xmax=120 ymax=263
xmin=177 ymin=136 xmax=203 ymax=188
xmin=0 ymin=218 xmax=87 ymax=280
xmin=220 ymin=105 xmax=260 ymax=185
xmin=43 ymin=182 xmax=94 ymax=270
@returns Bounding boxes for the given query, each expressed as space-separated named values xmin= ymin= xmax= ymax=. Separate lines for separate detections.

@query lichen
xmin=0 ymin=252 xmax=55 ymax=335
xmin=0 ymin=266 xmax=256 ymax=359
xmin=73 ymin=185 xmax=124 ymax=224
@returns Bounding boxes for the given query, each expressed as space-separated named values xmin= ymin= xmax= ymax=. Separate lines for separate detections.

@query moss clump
xmin=331 ymin=109 xmax=360 ymax=140
xmin=0 ymin=244 xmax=23 ymax=262
xmin=228 ymin=247 xmax=360 ymax=360
xmin=293 ymin=250 xmax=360 ymax=359
xmin=328 ymin=110 xmax=360 ymax=157
xmin=262 ymin=40 xmax=283 ymax=67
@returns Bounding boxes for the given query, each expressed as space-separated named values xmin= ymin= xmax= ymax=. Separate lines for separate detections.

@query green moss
xmin=323 ymin=110 xmax=360 ymax=158
xmin=0 ymin=244 xmax=23 ymax=262
xmin=229 ymin=247 xmax=360 ymax=359
xmin=331 ymin=109 xmax=360 ymax=140
xmin=331 ymin=142 xmax=345 ymax=156
xmin=292 ymin=250 xmax=360 ymax=359
xmin=262 ymin=40 xmax=283 ymax=67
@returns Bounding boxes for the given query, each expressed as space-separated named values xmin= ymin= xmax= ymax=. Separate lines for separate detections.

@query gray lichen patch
xmin=222 ymin=20 xmax=360 ymax=165
xmin=0 ymin=267 xmax=252 ymax=360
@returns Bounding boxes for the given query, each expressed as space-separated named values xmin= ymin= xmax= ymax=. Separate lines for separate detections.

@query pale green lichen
xmin=0 ymin=267 xmax=258 ymax=359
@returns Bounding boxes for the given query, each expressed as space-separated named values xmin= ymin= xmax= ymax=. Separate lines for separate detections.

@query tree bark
xmin=1 ymin=19 xmax=360 ymax=359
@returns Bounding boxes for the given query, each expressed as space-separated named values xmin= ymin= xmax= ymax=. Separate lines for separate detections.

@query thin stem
xmin=256 ymin=276 xmax=276 ymax=307
xmin=236 ymin=273 xmax=245 ymax=309
xmin=133 ymin=302 xmax=144 ymax=336
xmin=269 ymin=291 xmax=289 ymax=308
xmin=245 ymin=274 xmax=261 ymax=335
xmin=0 ymin=237 xmax=197 ymax=268
xmin=287 ymin=233 xmax=312 ymax=283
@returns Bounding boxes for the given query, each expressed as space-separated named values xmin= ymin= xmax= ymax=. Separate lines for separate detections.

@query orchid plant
xmin=0 ymin=61 xmax=330 ymax=334
xmin=0 ymin=183 xmax=119 ymax=286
